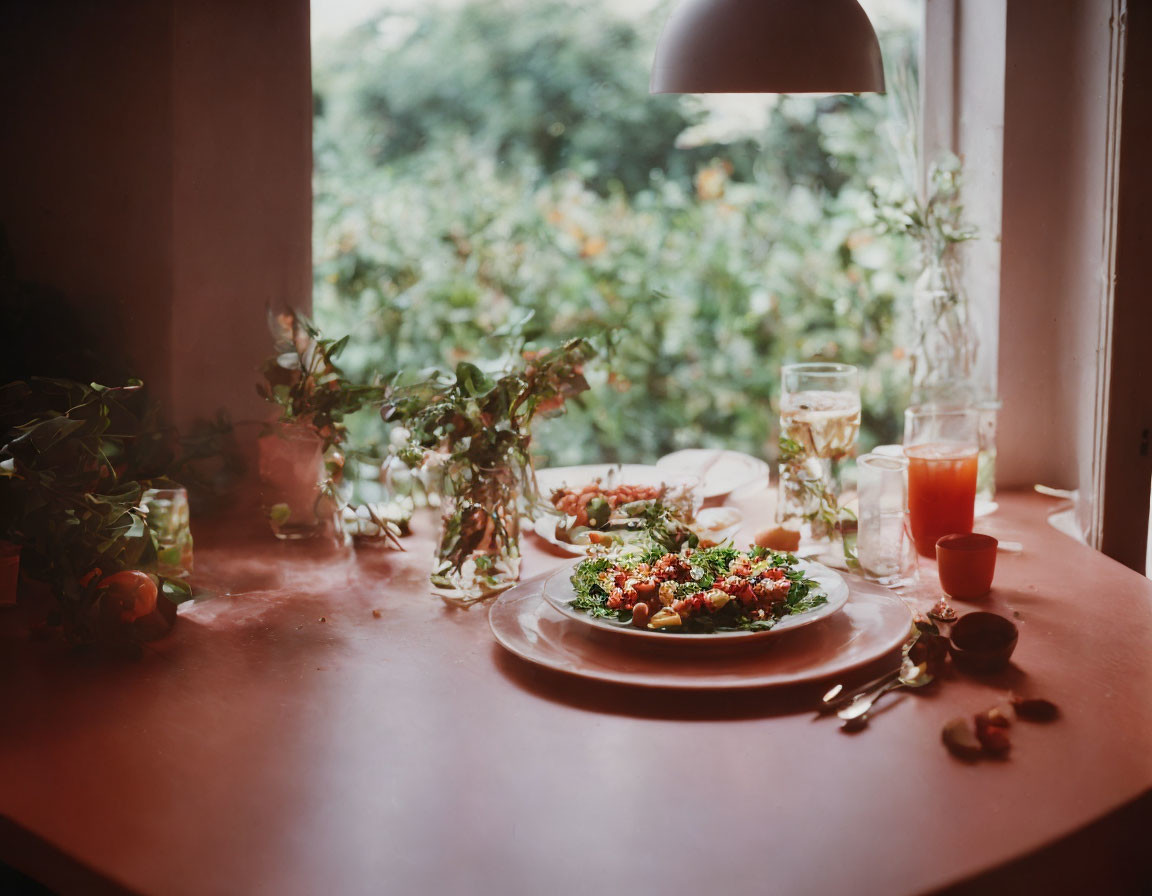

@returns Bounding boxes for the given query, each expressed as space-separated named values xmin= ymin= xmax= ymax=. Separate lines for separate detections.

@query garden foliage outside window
xmin=312 ymin=0 xmax=922 ymax=467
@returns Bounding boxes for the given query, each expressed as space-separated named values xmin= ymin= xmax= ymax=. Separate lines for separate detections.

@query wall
xmin=0 ymin=1 xmax=175 ymax=391
xmin=170 ymin=0 xmax=313 ymax=427
xmin=0 ymin=0 xmax=312 ymax=435
xmin=998 ymin=0 xmax=1114 ymax=493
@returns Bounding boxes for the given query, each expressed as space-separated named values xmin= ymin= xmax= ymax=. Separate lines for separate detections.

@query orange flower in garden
xmin=580 ymin=236 xmax=606 ymax=259
xmin=607 ymin=372 xmax=631 ymax=393
xmin=695 ymin=160 xmax=732 ymax=200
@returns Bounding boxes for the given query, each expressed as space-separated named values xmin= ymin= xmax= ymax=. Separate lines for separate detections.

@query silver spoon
xmin=820 ymin=667 xmax=902 ymax=713
xmin=837 ymin=662 xmax=933 ymax=723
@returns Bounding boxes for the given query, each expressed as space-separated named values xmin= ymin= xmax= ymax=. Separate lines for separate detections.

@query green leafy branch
xmin=383 ymin=338 xmax=595 ymax=579
xmin=869 ymin=153 xmax=976 ymax=264
xmin=257 ymin=308 xmax=388 ymax=453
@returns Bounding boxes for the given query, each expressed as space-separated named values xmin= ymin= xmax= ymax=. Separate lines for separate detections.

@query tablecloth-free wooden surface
xmin=1 ymin=490 xmax=1150 ymax=895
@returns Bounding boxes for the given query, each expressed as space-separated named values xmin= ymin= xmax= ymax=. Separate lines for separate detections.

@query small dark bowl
xmin=949 ymin=611 xmax=1018 ymax=674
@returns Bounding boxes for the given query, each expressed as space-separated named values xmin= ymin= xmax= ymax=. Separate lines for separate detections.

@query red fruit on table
xmin=100 ymin=570 xmax=159 ymax=622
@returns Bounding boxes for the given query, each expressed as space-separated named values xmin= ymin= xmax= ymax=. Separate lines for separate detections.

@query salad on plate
xmin=569 ymin=544 xmax=827 ymax=634
xmin=541 ymin=472 xmax=702 ymax=549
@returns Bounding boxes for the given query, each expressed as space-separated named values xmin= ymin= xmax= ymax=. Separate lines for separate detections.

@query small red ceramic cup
xmin=936 ymin=533 xmax=998 ymax=599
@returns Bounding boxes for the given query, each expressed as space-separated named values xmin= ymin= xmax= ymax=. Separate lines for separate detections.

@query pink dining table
xmin=0 ymin=488 xmax=1150 ymax=895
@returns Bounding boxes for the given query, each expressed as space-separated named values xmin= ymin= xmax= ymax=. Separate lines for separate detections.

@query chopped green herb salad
xmin=569 ymin=545 xmax=826 ymax=633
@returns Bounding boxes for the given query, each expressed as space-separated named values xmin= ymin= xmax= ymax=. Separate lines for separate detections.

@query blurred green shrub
xmin=313 ymin=0 xmax=919 ymax=466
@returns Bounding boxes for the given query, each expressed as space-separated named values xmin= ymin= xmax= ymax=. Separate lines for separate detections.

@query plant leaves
xmin=23 ymin=416 xmax=85 ymax=453
xmin=161 ymin=578 xmax=193 ymax=604
xmin=454 ymin=362 xmax=495 ymax=398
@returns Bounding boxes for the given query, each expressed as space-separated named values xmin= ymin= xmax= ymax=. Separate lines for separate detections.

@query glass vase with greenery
xmin=874 ymin=154 xmax=978 ymax=404
xmin=383 ymin=338 xmax=594 ymax=604
xmin=257 ymin=309 xmax=391 ymax=542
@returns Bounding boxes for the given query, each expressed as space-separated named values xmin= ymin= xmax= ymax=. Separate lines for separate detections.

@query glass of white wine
xmin=776 ymin=362 xmax=861 ymax=548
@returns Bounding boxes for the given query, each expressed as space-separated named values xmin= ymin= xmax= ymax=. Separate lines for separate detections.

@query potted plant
xmin=0 ymin=378 xmax=191 ymax=648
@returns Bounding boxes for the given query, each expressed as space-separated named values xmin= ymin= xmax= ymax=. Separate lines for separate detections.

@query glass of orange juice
xmin=903 ymin=406 xmax=979 ymax=557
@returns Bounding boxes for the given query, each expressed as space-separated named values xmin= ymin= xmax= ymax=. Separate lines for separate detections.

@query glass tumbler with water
xmin=143 ymin=486 xmax=194 ymax=577
xmin=856 ymin=454 xmax=917 ymax=586
xmin=776 ymin=362 xmax=861 ymax=537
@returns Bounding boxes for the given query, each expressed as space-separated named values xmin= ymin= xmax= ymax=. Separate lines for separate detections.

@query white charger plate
xmin=489 ymin=572 xmax=912 ymax=690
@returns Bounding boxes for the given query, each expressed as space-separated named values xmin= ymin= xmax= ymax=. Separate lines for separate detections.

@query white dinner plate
xmin=535 ymin=463 xmax=667 ymax=496
xmin=532 ymin=506 xmax=744 ymax=556
xmin=656 ymin=449 xmax=769 ymax=500
xmin=541 ymin=557 xmax=848 ymax=643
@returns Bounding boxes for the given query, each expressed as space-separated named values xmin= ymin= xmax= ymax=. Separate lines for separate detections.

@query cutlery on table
xmin=836 ymin=662 xmax=934 ymax=729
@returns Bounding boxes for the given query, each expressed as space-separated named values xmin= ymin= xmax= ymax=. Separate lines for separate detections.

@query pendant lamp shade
xmin=651 ymin=0 xmax=886 ymax=95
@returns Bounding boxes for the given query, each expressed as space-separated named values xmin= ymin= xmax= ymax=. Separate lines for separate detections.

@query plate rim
xmin=534 ymin=462 xmax=666 ymax=491
xmin=530 ymin=505 xmax=744 ymax=556
xmin=541 ymin=556 xmax=849 ymax=643
xmin=488 ymin=576 xmax=913 ymax=690
xmin=655 ymin=449 xmax=769 ymax=499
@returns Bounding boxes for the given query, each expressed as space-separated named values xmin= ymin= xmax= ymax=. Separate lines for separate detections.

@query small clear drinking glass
xmin=143 ymin=486 xmax=194 ymax=577
xmin=776 ymin=362 xmax=861 ymax=543
xmin=975 ymin=397 xmax=1002 ymax=514
xmin=856 ymin=454 xmax=918 ymax=588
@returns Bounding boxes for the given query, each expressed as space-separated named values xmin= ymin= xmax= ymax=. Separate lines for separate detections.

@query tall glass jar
xmin=257 ymin=422 xmax=329 ymax=540
xmin=910 ymin=252 xmax=978 ymax=405
xmin=431 ymin=459 xmax=525 ymax=605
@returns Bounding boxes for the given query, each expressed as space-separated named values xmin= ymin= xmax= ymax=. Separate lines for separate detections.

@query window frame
xmin=921 ymin=0 xmax=1149 ymax=572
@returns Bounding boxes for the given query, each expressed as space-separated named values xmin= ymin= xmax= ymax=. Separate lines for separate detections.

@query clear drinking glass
xmin=856 ymin=454 xmax=917 ymax=587
xmin=903 ymin=406 xmax=980 ymax=557
xmin=776 ymin=363 xmax=861 ymax=541
xmin=975 ymin=398 xmax=1001 ymax=512
xmin=143 ymin=487 xmax=193 ymax=577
